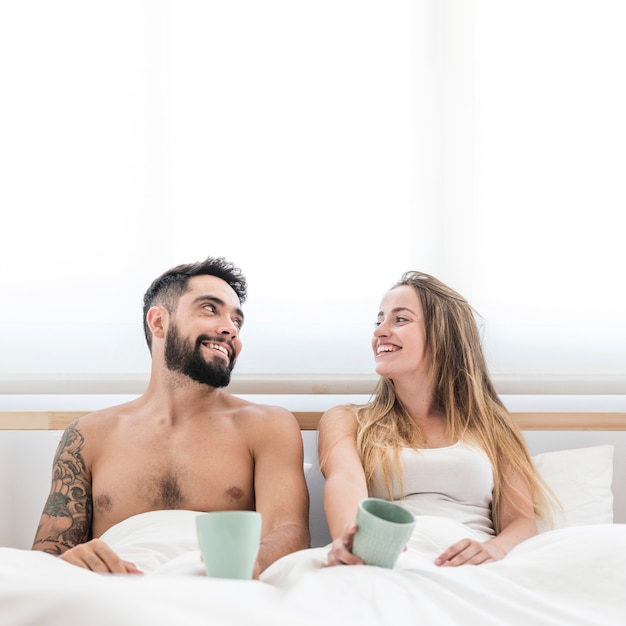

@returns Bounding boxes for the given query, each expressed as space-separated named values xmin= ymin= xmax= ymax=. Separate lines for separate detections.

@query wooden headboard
xmin=1 ymin=411 xmax=625 ymax=431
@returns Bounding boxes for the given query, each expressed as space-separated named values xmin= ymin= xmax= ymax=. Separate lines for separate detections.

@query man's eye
xmin=233 ymin=318 xmax=243 ymax=329
xmin=204 ymin=304 xmax=216 ymax=313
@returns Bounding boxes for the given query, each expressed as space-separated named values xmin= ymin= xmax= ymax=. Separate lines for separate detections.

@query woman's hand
xmin=434 ymin=537 xmax=506 ymax=566
xmin=327 ymin=523 xmax=364 ymax=567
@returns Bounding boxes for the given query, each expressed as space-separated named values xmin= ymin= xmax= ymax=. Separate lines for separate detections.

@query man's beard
xmin=164 ymin=323 xmax=235 ymax=388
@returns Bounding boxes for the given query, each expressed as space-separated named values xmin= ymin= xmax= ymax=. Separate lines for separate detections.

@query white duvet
xmin=1 ymin=510 xmax=624 ymax=626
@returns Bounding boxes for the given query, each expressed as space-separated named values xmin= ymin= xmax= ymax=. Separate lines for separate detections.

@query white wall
xmin=0 ymin=1 xmax=413 ymax=379
xmin=1 ymin=1 xmax=625 ymax=390
xmin=412 ymin=0 xmax=626 ymax=388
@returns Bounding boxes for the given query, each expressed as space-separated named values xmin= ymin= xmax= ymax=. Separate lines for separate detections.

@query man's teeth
xmin=208 ymin=343 xmax=228 ymax=356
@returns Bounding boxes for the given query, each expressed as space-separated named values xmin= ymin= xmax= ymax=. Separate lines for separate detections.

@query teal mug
xmin=196 ymin=511 xmax=262 ymax=579
xmin=352 ymin=497 xmax=415 ymax=568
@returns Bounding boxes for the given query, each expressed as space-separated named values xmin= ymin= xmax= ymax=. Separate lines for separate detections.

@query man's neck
xmin=140 ymin=369 xmax=229 ymax=423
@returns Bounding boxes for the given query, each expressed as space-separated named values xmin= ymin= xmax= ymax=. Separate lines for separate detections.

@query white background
xmin=0 ymin=1 xmax=624 ymax=391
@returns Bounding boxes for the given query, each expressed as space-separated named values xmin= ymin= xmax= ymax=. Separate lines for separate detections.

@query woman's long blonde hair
xmin=356 ymin=271 xmax=552 ymax=532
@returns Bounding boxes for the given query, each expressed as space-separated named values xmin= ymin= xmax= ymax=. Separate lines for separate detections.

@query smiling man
xmin=32 ymin=257 xmax=310 ymax=577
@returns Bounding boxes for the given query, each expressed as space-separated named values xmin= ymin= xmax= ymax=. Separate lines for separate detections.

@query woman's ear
xmin=146 ymin=305 xmax=167 ymax=341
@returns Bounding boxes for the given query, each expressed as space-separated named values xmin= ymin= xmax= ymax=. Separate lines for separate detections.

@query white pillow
xmin=532 ymin=445 xmax=614 ymax=532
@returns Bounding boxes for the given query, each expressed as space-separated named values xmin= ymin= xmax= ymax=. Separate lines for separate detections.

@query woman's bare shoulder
xmin=319 ymin=404 xmax=360 ymax=432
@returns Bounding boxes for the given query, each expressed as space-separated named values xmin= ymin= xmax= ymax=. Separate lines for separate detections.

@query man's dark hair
xmin=142 ymin=256 xmax=247 ymax=350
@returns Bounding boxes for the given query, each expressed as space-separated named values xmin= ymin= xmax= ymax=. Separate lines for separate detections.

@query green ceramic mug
xmin=196 ymin=511 xmax=262 ymax=579
xmin=352 ymin=497 xmax=416 ymax=568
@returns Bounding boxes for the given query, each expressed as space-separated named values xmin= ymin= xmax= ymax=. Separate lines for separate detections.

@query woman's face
xmin=372 ymin=285 xmax=429 ymax=380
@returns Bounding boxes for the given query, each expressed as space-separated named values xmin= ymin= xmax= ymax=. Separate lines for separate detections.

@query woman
xmin=319 ymin=271 xmax=552 ymax=567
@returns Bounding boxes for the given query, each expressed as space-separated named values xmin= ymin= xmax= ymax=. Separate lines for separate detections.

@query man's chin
xmin=191 ymin=363 xmax=233 ymax=389
xmin=201 ymin=374 xmax=231 ymax=388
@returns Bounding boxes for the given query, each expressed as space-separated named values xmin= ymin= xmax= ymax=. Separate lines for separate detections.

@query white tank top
xmin=369 ymin=441 xmax=495 ymax=537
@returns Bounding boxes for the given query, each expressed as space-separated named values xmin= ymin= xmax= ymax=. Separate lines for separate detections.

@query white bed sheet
xmin=1 ymin=510 xmax=624 ymax=626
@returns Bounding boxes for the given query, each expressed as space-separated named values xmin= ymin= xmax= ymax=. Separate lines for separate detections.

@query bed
xmin=1 ymin=408 xmax=625 ymax=625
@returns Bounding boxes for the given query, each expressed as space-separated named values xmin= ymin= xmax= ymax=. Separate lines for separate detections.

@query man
xmin=32 ymin=256 xmax=310 ymax=576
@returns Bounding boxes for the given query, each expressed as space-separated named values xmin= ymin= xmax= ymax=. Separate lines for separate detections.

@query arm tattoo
xmin=32 ymin=421 xmax=93 ymax=554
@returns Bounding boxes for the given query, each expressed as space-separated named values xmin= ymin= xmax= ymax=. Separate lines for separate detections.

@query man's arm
xmin=252 ymin=408 xmax=310 ymax=576
xmin=32 ymin=419 xmax=142 ymax=574
xmin=32 ymin=421 xmax=93 ymax=555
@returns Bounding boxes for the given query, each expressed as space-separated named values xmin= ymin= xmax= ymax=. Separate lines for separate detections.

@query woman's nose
xmin=373 ymin=321 xmax=388 ymax=337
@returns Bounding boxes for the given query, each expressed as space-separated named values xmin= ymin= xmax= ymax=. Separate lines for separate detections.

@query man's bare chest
xmin=90 ymin=434 xmax=255 ymax=535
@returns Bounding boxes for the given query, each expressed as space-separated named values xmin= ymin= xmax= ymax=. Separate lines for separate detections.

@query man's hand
xmin=58 ymin=538 xmax=143 ymax=574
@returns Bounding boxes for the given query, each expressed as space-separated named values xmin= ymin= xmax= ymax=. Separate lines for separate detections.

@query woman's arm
xmin=435 ymin=468 xmax=537 ymax=566
xmin=318 ymin=406 xmax=369 ymax=565
xmin=486 ymin=467 xmax=538 ymax=555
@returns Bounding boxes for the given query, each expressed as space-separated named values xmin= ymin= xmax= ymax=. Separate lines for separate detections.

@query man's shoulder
xmin=68 ymin=401 xmax=136 ymax=433
xmin=224 ymin=396 xmax=300 ymax=434
xmin=230 ymin=397 xmax=296 ymax=421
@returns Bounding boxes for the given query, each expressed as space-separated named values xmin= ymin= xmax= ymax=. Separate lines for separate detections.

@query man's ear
xmin=146 ymin=306 xmax=167 ymax=340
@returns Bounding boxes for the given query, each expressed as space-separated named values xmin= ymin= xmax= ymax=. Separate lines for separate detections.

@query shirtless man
xmin=31 ymin=256 xmax=310 ymax=576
